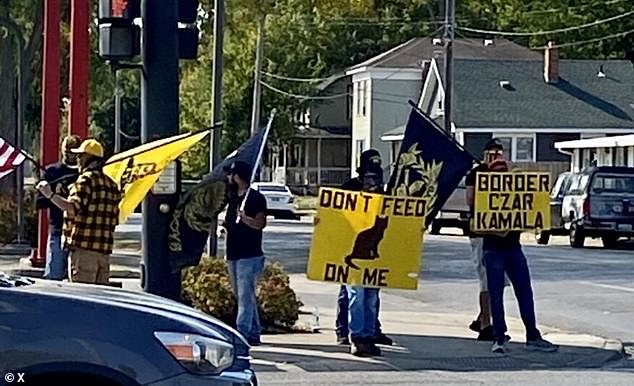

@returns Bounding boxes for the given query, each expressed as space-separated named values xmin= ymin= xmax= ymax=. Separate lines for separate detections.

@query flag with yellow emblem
xmin=103 ymin=130 xmax=210 ymax=223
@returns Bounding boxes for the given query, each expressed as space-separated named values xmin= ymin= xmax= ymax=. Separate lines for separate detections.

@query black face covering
xmin=362 ymin=167 xmax=384 ymax=192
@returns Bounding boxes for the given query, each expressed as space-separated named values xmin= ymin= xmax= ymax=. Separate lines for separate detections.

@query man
xmin=36 ymin=139 xmax=120 ymax=285
xmin=36 ymin=135 xmax=81 ymax=280
xmin=467 ymin=139 xmax=558 ymax=354
xmin=336 ymin=149 xmax=391 ymax=356
xmin=222 ymin=161 xmax=268 ymax=346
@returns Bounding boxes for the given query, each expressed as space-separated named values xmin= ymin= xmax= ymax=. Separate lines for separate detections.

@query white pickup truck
xmin=430 ymin=177 xmax=470 ymax=235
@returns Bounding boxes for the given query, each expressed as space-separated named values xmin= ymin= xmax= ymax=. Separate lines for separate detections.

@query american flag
xmin=0 ymin=137 xmax=26 ymax=180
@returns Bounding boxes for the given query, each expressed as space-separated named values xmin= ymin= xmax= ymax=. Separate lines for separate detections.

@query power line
xmin=261 ymin=80 xmax=349 ymax=100
xmin=530 ymin=28 xmax=634 ymax=50
xmin=262 ymin=72 xmax=334 ymax=83
xmin=457 ymin=10 xmax=634 ymax=37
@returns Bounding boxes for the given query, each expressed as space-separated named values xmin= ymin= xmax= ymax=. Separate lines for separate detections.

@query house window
xmin=492 ymin=134 xmax=536 ymax=162
xmin=355 ymin=139 xmax=366 ymax=169
xmin=355 ymin=82 xmax=361 ymax=116
xmin=346 ymin=84 xmax=353 ymax=120
xmin=361 ymin=80 xmax=367 ymax=117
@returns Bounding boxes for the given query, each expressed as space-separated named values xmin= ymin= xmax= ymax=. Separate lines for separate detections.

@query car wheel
xmin=535 ymin=230 xmax=550 ymax=245
xmin=430 ymin=222 xmax=441 ymax=235
xmin=601 ymin=236 xmax=619 ymax=249
xmin=569 ymin=223 xmax=585 ymax=248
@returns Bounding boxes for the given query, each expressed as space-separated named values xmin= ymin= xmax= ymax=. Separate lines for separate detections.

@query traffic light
xmin=178 ymin=0 xmax=200 ymax=59
xmin=98 ymin=0 xmax=141 ymax=61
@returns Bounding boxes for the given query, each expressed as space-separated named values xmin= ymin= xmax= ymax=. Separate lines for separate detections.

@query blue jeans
xmin=227 ymin=256 xmax=265 ymax=342
xmin=44 ymin=232 xmax=67 ymax=280
xmin=483 ymin=246 xmax=541 ymax=342
xmin=336 ymin=285 xmax=382 ymax=338
xmin=346 ymin=285 xmax=379 ymax=343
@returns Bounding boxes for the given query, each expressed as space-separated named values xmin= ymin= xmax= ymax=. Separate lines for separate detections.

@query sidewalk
xmin=252 ymin=274 xmax=625 ymax=374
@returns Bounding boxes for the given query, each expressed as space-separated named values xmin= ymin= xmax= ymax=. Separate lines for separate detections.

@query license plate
xmin=618 ymin=224 xmax=633 ymax=232
xmin=271 ymin=198 xmax=280 ymax=202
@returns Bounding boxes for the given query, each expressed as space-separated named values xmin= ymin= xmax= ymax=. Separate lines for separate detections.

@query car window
xmin=550 ymin=173 xmax=571 ymax=199
xmin=590 ymin=173 xmax=634 ymax=194
xmin=568 ymin=174 xmax=589 ymax=194
xmin=257 ymin=185 xmax=289 ymax=193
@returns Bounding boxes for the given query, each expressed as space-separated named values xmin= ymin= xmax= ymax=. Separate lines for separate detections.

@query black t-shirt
xmin=224 ymin=190 xmax=267 ymax=260
xmin=465 ymin=163 xmax=520 ymax=249
xmin=36 ymin=163 xmax=79 ymax=232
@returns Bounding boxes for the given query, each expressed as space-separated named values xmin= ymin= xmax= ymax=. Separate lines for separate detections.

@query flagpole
xmin=407 ymin=100 xmax=481 ymax=164
xmin=237 ymin=109 xmax=277 ymax=218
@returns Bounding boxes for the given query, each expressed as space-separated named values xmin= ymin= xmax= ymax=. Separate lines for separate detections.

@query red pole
xmin=33 ymin=0 xmax=62 ymax=267
xmin=68 ymin=0 xmax=90 ymax=139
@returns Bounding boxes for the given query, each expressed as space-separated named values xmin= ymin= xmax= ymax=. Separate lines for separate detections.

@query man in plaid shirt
xmin=37 ymin=139 xmax=121 ymax=285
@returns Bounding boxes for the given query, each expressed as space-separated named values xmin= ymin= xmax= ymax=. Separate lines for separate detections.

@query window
xmin=346 ymin=84 xmax=353 ymax=120
xmin=492 ymin=134 xmax=535 ymax=162
xmin=355 ymin=139 xmax=366 ymax=169
xmin=361 ymin=80 xmax=367 ymax=116
xmin=355 ymin=82 xmax=360 ymax=116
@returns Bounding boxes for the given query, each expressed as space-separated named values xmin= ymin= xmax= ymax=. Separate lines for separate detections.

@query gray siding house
xmin=346 ymin=37 xmax=542 ymax=176
xmin=381 ymin=45 xmax=634 ymax=177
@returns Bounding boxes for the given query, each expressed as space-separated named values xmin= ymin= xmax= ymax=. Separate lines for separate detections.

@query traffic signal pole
xmin=141 ymin=0 xmax=182 ymax=300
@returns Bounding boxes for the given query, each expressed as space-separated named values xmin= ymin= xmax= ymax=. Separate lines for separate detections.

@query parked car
xmin=535 ymin=171 xmax=576 ymax=245
xmin=561 ymin=166 xmax=634 ymax=248
xmin=430 ymin=177 xmax=469 ymax=235
xmin=0 ymin=273 xmax=257 ymax=386
xmin=253 ymin=182 xmax=298 ymax=220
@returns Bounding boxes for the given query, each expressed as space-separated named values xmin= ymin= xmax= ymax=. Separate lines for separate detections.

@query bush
xmin=182 ymin=257 xmax=303 ymax=331
xmin=0 ymin=189 xmax=38 ymax=246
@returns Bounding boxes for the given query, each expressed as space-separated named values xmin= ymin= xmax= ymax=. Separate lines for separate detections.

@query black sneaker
xmin=351 ymin=342 xmax=382 ymax=357
xmin=477 ymin=326 xmax=494 ymax=341
xmin=373 ymin=333 xmax=393 ymax=346
xmin=526 ymin=337 xmax=559 ymax=352
xmin=337 ymin=336 xmax=350 ymax=345
xmin=491 ymin=339 xmax=506 ymax=354
xmin=247 ymin=338 xmax=262 ymax=347
xmin=469 ymin=320 xmax=481 ymax=333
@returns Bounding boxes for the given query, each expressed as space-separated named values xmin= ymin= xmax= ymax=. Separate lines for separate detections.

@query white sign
xmin=152 ymin=161 xmax=178 ymax=194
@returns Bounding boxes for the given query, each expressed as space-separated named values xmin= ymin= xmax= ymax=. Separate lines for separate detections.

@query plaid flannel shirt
xmin=63 ymin=169 xmax=121 ymax=255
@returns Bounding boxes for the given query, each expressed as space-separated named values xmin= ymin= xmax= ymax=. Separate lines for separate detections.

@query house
xmin=346 ymin=37 xmax=542 ymax=176
xmin=381 ymin=44 xmax=634 ymax=178
xmin=267 ymin=74 xmax=352 ymax=193
xmin=555 ymin=134 xmax=634 ymax=172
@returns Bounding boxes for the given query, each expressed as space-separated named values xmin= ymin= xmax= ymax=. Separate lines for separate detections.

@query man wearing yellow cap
xmin=36 ymin=139 xmax=121 ymax=285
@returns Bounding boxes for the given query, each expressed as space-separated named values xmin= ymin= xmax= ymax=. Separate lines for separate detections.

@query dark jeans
xmin=483 ymin=246 xmax=541 ymax=342
xmin=336 ymin=285 xmax=382 ymax=338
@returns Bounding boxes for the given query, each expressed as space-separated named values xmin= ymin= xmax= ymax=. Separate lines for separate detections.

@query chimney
xmin=544 ymin=41 xmax=559 ymax=84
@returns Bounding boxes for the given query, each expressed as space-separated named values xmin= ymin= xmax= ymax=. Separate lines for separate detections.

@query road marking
xmin=578 ymin=281 xmax=634 ymax=293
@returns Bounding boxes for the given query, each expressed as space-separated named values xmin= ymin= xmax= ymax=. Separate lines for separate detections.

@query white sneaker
xmin=491 ymin=340 xmax=506 ymax=354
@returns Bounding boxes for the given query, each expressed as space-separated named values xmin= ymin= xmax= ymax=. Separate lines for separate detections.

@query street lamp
xmin=0 ymin=16 xmax=26 ymax=245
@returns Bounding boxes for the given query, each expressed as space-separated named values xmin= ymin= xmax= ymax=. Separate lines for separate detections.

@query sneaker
xmin=247 ymin=338 xmax=262 ymax=347
xmin=526 ymin=337 xmax=559 ymax=352
xmin=373 ymin=333 xmax=393 ymax=346
xmin=469 ymin=320 xmax=481 ymax=333
xmin=491 ymin=339 xmax=506 ymax=354
xmin=477 ymin=326 xmax=494 ymax=341
xmin=337 ymin=336 xmax=350 ymax=345
xmin=351 ymin=342 xmax=382 ymax=357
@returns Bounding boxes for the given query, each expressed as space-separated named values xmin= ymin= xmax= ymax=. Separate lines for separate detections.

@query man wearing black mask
xmin=335 ymin=149 xmax=392 ymax=356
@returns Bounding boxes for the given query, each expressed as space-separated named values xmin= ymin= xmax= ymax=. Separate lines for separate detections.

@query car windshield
xmin=591 ymin=173 xmax=634 ymax=194
xmin=550 ymin=173 xmax=571 ymax=199
xmin=258 ymin=185 xmax=288 ymax=193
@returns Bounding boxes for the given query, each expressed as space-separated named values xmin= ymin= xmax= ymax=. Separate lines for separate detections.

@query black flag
xmin=386 ymin=105 xmax=477 ymax=227
xmin=168 ymin=121 xmax=272 ymax=271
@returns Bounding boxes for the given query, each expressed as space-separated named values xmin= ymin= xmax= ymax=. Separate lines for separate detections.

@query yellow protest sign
xmin=307 ymin=188 xmax=426 ymax=290
xmin=473 ymin=172 xmax=551 ymax=232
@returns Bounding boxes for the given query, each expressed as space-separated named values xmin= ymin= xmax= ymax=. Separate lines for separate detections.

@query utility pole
xmin=141 ymin=0 xmax=181 ymax=300
xmin=443 ymin=0 xmax=455 ymax=136
xmin=114 ymin=69 xmax=122 ymax=152
xmin=250 ymin=16 xmax=265 ymax=135
xmin=208 ymin=0 xmax=225 ymax=257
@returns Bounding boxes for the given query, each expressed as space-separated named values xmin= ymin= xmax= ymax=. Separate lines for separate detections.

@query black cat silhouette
xmin=344 ymin=215 xmax=389 ymax=270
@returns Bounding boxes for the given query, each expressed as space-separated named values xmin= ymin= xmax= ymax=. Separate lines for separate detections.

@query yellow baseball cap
xmin=71 ymin=139 xmax=105 ymax=158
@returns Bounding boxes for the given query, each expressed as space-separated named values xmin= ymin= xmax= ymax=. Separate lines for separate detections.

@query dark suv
xmin=561 ymin=166 xmax=634 ymax=248
xmin=0 ymin=273 xmax=257 ymax=386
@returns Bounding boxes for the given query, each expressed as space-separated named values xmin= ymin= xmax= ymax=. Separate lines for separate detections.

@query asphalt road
xmin=251 ymin=219 xmax=634 ymax=345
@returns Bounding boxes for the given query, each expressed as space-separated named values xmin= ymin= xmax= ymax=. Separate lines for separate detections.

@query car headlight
xmin=154 ymin=332 xmax=234 ymax=375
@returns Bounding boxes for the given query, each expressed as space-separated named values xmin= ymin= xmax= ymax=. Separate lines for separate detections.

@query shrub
xmin=182 ymin=257 xmax=303 ymax=331
xmin=0 ymin=189 xmax=38 ymax=246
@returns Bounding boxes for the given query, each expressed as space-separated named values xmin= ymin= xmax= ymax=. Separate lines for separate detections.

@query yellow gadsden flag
xmin=104 ymin=131 xmax=210 ymax=223
xmin=307 ymin=188 xmax=426 ymax=290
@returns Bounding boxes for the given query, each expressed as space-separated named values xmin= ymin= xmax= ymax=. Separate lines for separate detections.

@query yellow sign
xmin=104 ymin=131 xmax=209 ymax=223
xmin=473 ymin=172 xmax=551 ymax=232
xmin=307 ymin=188 xmax=426 ymax=290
